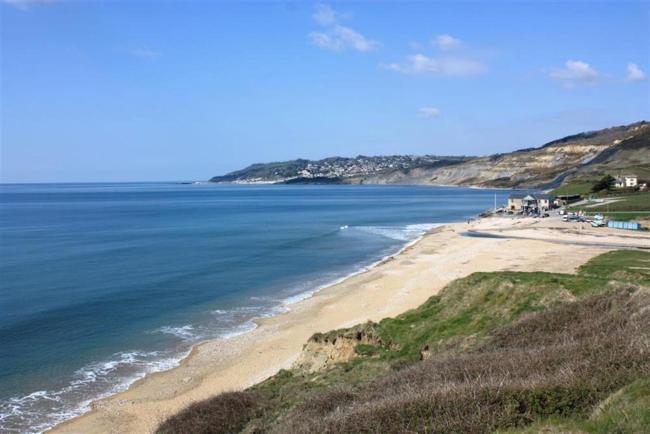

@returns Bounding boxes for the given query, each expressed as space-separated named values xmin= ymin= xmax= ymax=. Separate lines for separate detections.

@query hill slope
xmin=157 ymin=250 xmax=650 ymax=434
xmin=563 ymin=125 xmax=650 ymax=182
xmin=210 ymin=122 xmax=649 ymax=188
xmin=210 ymin=155 xmax=472 ymax=184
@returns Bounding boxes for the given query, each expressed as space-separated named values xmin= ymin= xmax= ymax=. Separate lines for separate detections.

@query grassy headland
xmin=157 ymin=250 xmax=650 ymax=434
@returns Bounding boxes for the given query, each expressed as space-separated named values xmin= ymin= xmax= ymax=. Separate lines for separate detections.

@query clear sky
xmin=1 ymin=0 xmax=649 ymax=182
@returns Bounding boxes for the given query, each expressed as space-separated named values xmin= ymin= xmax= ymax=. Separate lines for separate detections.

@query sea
xmin=0 ymin=182 xmax=510 ymax=433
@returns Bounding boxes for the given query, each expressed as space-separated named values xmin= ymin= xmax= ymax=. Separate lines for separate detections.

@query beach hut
xmin=607 ymin=220 xmax=641 ymax=230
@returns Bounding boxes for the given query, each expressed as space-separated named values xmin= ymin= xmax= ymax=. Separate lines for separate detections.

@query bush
xmin=156 ymin=391 xmax=261 ymax=434
xmin=157 ymin=251 xmax=650 ymax=434
xmin=272 ymin=289 xmax=650 ymax=433
xmin=591 ymin=174 xmax=615 ymax=192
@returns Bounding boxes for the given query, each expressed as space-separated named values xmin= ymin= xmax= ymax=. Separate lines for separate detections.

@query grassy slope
xmin=587 ymin=192 xmax=650 ymax=211
xmin=551 ymin=125 xmax=650 ymax=196
xmin=576 ymin=127 xmax=650 ymax=181
xmin=569 ymin=192 xmax=650 ymax=221
xmin=551 ymin=180 xmax=598 ymax=196
xmin=499 ymin=378 xmax=650 ymax=434
xmin=370 ymin=271 xmax=606 ymax=361
xmin=157 ymin=250 xmax=650 ymax=434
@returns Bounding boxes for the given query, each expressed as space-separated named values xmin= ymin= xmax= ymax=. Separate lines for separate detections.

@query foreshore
xmin=50 ymin=216 xmax=650 ymax=434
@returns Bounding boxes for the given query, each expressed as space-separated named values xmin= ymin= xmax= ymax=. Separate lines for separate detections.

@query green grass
xmin=246 ymin=251 xmax=648 ymax=427
xmin=497 ymin=379 xmax=650 ymax=434
xmin=373 ymin=271 xmax=607 ymax=361
xmin=551 ymin=181 xmax=596 ymax=196
xmin=581 ymin=211 xmax=650 ymax=221
xmin=578 ymin=249 xmax=650 ymax=284
xmin=158 ymin=250 xmax=650 ymax=434
xmin=568 ymin=191 xmax=650 ymax=223
xmin=365 ymin=250 xmax=648 ymax=362
xmin=583 ymin=379 xmax=650 ymax=434
xmin=585 ymin=192 xmax=650 ymax=212
xmin=570 ymin=191 xmax=650 ymax=212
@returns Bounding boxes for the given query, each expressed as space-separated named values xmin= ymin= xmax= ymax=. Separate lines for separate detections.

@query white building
xmin=508 ymin=193 xmax=553 ymax=212
xmin=615 ymin=175 xmax=638 ymax=188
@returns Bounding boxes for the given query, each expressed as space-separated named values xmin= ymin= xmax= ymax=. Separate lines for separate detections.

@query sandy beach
xmin=50 ymin=215 xmax=650 ymax=434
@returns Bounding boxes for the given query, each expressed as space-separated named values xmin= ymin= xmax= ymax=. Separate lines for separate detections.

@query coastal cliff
xmin=292 ymin=322 xmax=382 ymax=373
xmin=157 ymin=249 xmax=650 ymax=434
xmin=210 ymin=121 xmax=650 ymax=189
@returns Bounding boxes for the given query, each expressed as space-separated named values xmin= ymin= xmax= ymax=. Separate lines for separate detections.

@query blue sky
xmin=1 ymin=0 xmax=648 ymax=182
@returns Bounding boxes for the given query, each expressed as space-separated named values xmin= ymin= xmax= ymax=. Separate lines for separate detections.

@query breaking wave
xmin=1 ymin=221 xmax=442 ymax=434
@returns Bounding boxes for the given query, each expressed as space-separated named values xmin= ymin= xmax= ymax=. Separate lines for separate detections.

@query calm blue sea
xmin=0 ymin=183 xmax=509 ymax=433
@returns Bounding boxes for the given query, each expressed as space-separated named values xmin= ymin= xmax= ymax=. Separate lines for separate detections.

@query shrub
xmin=156 ymin=391 xmax=261 ymax=434
xmin=272 ymin=289 xmax=650 ymax=433
xmin=157 ymin=251 xmax=650 ymax=434
xmin=591 ymin=174 xmax=615 ymax=192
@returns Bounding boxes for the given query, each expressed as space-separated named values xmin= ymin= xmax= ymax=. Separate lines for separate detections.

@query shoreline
xmin=49 ymin=216 xmax=650 ymax=434
xmin=208 ymin=180 xmax=519 ymax=191
xmin=44 ymin=222 xmax=448 ymax=434
xmin=35 ymin=222 xmax=442 ymax=433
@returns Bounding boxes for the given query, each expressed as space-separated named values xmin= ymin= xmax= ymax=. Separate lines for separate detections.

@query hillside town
xmin=211 ymin=155 xmax=470 ymax=183
xmin=296 ymin=156 xmax=446 ymax=179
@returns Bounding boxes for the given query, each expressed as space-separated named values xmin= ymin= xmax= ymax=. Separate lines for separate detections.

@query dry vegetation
xmin=157 ymin=250 xmax=650 ymax=434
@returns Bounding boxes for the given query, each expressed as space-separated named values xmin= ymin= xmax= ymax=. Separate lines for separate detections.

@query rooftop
xmin=509 ymin=193 xmax=552 ymax=200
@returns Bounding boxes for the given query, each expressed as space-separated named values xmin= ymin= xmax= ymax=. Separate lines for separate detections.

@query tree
xmin=592 ymin=174 xmax=615 ymax=193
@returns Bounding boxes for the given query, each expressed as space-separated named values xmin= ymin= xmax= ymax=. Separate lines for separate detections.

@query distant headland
xmin=210 ymin=121 xmax=649 ymax=191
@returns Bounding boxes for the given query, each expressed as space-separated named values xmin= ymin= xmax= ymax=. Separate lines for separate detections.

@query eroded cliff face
xmin=292 ymin=323 xmax=381 ymax=373
xmin=209 ymin=121 xmax=649 ymax=189
xmin=423 ymin=147 xmax=606 ymax=187
xmin=369 ymin=122 xmax=649 ymax=188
